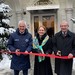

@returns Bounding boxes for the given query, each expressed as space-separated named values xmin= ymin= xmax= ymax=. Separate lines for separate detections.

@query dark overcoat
xmin=33 ymin=33 xmax=53 ymax=75
xmin=7 ymin=28 xmax=32 ymax=70
xmin=52 ymin=30 xmax=75 ymax=75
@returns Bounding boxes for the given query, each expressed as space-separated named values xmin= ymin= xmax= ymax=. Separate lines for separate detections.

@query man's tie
xmin=62 ymin=32 xmax=67 ymax=37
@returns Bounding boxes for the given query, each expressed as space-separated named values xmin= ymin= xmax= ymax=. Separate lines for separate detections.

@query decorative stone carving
xmin=34 ymin=0 xmax=54 ymax=5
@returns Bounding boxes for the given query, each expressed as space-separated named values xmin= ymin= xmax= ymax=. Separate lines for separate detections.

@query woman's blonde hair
xmin=38 ymin=25 xmax=46 ymax=31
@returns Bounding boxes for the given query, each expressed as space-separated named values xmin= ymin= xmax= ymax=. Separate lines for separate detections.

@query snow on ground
xmin=0 ymin=54 xmax=12 ymax=75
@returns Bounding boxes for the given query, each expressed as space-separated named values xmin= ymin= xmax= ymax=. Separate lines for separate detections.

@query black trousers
xmin=14 ymin=70 xmax=28 ymax=75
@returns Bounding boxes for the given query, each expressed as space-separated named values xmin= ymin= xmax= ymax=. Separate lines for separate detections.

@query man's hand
xmin=15 ymin=49 xmax=20 ymax=56
xmin=57 ymin=50 xmax=61 ymax=56
xmin=68 ymin=53 xmax=73 ymax=59
xmin=24 ymin=51 xmax=28 ymax=55
xmin=25 ymin=51 xmax=28 ymax=53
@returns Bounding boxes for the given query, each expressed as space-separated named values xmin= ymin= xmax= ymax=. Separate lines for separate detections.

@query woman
xmin=33 ymin=26 xmax=53 ymax=75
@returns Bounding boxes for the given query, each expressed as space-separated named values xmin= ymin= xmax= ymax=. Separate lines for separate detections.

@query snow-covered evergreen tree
xmin=0 ymin=2 xmax=15 ymax=59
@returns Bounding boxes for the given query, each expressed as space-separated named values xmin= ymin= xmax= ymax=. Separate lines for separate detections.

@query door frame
xmin=31 ymin=13 xmax=57 ymax=37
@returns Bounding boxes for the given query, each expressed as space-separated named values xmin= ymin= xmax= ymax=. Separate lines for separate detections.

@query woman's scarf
xmin=33 ymin=35 xmax=49 ymax=62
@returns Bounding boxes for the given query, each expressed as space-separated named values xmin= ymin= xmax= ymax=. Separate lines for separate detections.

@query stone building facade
xmin=3 ymin=0 xmax=75 ymax=36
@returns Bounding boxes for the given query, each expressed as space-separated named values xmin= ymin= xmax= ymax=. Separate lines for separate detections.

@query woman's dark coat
xmin=33 ymin=33 xmax=53 ymax=75
xmin=7 ymin=28 xmax=32 ymax=70
xmin=52 ymin=30 xmax=75 ymax=75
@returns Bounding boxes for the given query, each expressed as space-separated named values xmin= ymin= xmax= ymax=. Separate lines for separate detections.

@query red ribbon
xmin=0 ymin=51 xmax=74 ymax=59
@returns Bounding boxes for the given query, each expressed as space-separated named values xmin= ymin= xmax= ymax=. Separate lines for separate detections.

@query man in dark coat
xmin=7 ymin=20 xmax=32 ymax=75
xmin=52 ymin=21 xmax=75 ymax=75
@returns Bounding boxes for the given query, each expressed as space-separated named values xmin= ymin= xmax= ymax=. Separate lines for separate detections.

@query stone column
xmin=25 ymin=11 xmax=31 ymax=33
xmin=65 ymin=8 xmax=73 ymax=31
xmin=57 ymin=0 xmax=66 ymax=32
xmin=72 ymin=0 xmax=75 ymax=32
xmin=65 ymin=0 xmax=73 ymax=31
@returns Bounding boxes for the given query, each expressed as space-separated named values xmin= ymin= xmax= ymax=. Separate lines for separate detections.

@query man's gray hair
xmin=18 ymin=20 xmax=27 ymax=26
xmin=60 ymin=20 xmax=68 ymax=25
